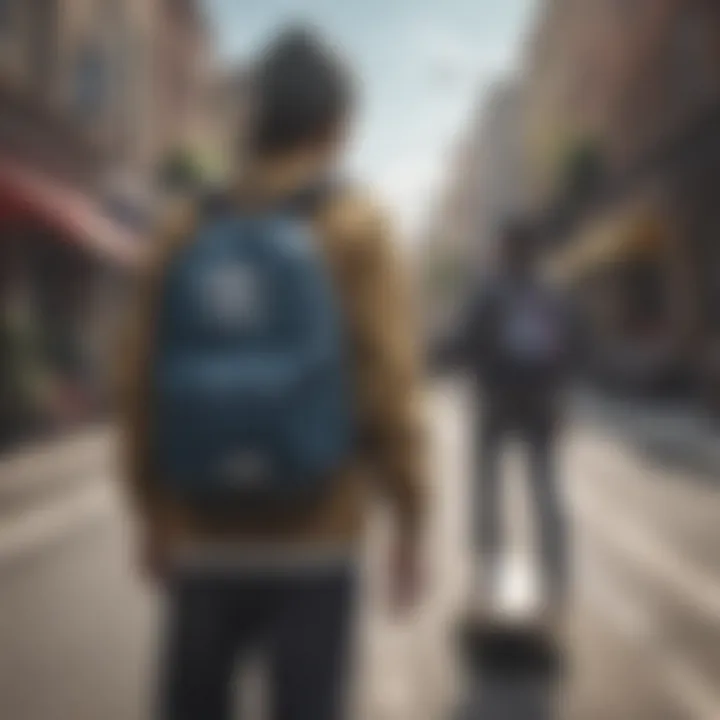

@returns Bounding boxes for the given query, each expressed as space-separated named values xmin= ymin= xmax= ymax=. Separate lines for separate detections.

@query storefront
xmin=0 ymin=88 xmax=141 ymax=453
xmin=547 ymin=197 xmax=686 ymax=394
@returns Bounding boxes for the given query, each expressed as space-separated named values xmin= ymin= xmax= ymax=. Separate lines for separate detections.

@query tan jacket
xmin=118 ymin=157 xmax=426 ymax=549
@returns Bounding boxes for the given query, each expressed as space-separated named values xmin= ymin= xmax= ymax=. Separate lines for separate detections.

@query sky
xmin=206 ymin=0 xmax=536 ymax=245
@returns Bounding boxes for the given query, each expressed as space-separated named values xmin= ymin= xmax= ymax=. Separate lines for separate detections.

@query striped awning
xmin=0 ymin=160 xmax=142 ymax=268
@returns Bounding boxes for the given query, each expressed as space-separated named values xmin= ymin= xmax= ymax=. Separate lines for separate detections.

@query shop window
xmin=0 ymin=233 xmax=110 ymax=455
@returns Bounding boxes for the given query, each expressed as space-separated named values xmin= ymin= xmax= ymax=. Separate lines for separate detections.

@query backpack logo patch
xmin=198 ymin=262 xmax=266 ymax=330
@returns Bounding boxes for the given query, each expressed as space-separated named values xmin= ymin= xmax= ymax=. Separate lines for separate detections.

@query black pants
xmin=160 ymin=566 xmax=357 ymax=720
xmin=475 ymin=403 xmax=568 ymax=597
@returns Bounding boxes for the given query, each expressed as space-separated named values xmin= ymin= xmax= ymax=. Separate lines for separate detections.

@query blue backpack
xmin=151 ymin=190 xmax=355 ymax=508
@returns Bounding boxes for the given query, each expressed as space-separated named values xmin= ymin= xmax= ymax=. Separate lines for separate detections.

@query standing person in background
xmin=446 ymin=219 xmax=577 ymax=619
xmin=119 ymin=26 xmax=426 ymax=720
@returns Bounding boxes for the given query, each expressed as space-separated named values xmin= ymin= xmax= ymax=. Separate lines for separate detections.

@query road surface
xmin=0 ymin=380 xmax=719 ymax=719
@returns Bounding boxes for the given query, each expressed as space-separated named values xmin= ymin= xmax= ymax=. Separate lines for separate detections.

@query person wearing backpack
xmin=119 ymin=27 xmax=426 ymax=720
xmin=447 ymin=219 xmax=576 ymax=617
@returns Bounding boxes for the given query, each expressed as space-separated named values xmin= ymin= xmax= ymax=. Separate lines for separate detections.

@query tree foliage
xmin=157 ymin=147 xmax=206 ymax=192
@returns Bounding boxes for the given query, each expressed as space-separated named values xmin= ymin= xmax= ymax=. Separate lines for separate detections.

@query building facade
xmin=153 ymin=0 xmax=216 ymax=176
xmin=0 ymin=0 xmax=215 ymax=452
xmin=524 ymin=0 xmax=720 ymax=399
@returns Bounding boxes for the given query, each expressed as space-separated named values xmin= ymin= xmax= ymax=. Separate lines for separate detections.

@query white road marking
xmin=0 ymin=483 xmax=113 ymax=565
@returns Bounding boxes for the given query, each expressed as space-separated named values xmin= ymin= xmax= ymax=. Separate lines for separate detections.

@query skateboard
xmin=454 ymin=570 xmax=566 ymax=719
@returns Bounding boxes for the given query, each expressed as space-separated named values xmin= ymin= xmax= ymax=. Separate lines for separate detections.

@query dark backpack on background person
xmin=151 ymin=186 xmax=355 ymax=509
xmin=474 ymin=279 xmax=570 ymax=390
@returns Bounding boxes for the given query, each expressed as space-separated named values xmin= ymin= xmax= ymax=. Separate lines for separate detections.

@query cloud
xmin=408 ymin=18 xmax=512 ymax=86
xmin=369 ymin=16 xmax=521 ymax=248
xmin=375 ymin=154 xmax=444 ymax=246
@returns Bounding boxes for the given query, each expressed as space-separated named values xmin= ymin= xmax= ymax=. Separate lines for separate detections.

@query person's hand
xmin=388 ymin=531 xmax=424 ymax=616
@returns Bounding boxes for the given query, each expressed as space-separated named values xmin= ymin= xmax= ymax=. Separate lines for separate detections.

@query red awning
xmin=0 ymin=160 xmax=142 ymax=268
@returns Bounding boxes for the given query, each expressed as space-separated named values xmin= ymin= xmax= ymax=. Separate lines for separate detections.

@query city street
xmin=0 ymin=380 xmax=719 ymax=719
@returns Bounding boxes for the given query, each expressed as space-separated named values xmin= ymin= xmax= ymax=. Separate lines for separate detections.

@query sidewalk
xmin=573 ymin=390 xmax=720 ymax=480
xmin=0 ymin=426 xmax=113 ymax=520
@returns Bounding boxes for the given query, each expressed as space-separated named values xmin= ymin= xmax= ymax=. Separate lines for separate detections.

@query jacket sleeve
xmin=348 ymin=207 xmax=427 ymax=540
xmin=116 ymin=203 xmax=194 ymax=522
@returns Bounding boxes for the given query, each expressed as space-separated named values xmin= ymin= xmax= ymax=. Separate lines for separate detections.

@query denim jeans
xmin=159 ymin=564 xmax=357 ymax=720
xmin=474 ymin=405 xmax=568 ymax=598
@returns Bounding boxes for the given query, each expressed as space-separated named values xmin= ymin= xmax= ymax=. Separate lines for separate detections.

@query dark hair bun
xmin=249 ymin=24 xmax=355 ymax=156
